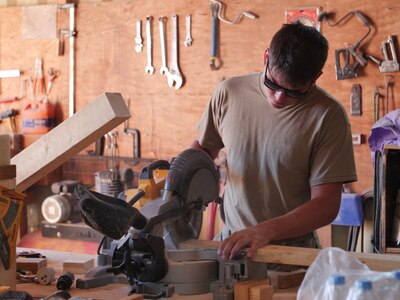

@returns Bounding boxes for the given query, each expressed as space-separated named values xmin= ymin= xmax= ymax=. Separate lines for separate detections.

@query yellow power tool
xmin=119 ymin=160 xmax=170 ymax=208
xmin=0 ymin=185 xmax=25 ymax=270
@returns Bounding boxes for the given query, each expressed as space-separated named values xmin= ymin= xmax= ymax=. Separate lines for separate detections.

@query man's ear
xmin=313 ymin=71 xmax=323 ymax=83
xmin=264 ymin=49 xmax=269 ymax=65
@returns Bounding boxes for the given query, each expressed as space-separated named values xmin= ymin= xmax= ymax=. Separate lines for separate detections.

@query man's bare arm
xmin=190 ymin=139 xmax=221 ymax=160
xmin=218 ymin=182 xmax=343 ymax=259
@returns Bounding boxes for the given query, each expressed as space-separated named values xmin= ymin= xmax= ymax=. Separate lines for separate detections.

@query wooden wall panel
xmin=0 ymin=0 xmax=400 ymax=195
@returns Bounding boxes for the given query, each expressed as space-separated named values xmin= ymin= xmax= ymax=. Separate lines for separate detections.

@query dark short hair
xmin=269 ymin=23 xmax=329 ymax=85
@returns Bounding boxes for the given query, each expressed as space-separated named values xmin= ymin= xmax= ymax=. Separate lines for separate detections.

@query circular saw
xmin=140 ymin=148 xmax=220 ymax=249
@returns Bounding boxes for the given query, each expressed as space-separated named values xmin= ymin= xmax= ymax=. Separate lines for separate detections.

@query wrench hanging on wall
xmin=135 ymin=20 xmax=143 ymax=53
xmin=184 ymin=14 xmax=193 ymax=47
xmin=159 ymin=17 xmax=169 ymax=75
xmin=167 ymin=15 xmax=184 ymax=89
xmin=145 ymin=16 xmax=155 ymax=75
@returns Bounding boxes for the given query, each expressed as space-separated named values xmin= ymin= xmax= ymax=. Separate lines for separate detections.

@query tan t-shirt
xmin=198 ymin=72 xmax=358 ymax=232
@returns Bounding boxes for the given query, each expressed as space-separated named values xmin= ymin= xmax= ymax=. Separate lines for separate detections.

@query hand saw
xmin=0 ymin=186 xmax=25 ymax=270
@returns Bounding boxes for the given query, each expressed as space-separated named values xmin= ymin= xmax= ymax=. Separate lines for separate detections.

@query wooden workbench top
xmin=15 ymin=247 xmax=298 ymax=300
xmin=15 ymin=248 xmax=213 ymax=300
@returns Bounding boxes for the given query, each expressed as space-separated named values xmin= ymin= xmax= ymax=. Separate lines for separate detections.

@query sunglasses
xmin=263 ymin=60 xmax=313 ymax=99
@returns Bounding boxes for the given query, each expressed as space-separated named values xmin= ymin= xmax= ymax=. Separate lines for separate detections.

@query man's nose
xmin=274 ymin=89 xmax=285 ymax=99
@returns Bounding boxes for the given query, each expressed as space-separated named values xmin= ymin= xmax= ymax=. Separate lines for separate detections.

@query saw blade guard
xmin=159 ymin=148 xmax=220 ymax=249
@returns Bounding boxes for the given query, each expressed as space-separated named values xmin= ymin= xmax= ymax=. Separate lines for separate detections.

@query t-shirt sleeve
xmin=197 ymin=84 xmax=226 ymax=150
xmin=309 ymin=105 xmax=358 ymax=186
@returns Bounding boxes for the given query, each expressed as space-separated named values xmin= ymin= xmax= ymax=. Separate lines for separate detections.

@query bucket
xmin=22 ymin=99 xmax=55 ymax=134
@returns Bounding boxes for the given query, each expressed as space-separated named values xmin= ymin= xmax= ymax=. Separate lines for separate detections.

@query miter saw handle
xmin=139 ymin=160 xmax=170 ymax=180
xmin=74 ymin=185 xmax=148 ymax=240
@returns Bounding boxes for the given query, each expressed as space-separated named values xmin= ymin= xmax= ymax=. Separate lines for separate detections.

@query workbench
xmin=15 ymin=247 xmax=215 ymax=300
xmin=14 ymin=247 xmax=297 ymax=300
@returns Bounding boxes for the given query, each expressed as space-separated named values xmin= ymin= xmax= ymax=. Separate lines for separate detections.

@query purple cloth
xmin=368 ymin=109 xmax=400 ymax=152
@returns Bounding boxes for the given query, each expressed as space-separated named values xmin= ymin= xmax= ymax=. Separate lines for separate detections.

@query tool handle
xmin=348 ymin=47 xmax=368 ymax=67
xmin=139 ymin=160 xmax=170 ymax=180
xmin=354 ymin=11 xmax=370 ymax=27
xmin=210 ymin=3 xmax=219 ymax=69
xmin=388 ymin=35 xmax=398 ymax=62
xmin=0 ymin=97 xmax=18 ymax=104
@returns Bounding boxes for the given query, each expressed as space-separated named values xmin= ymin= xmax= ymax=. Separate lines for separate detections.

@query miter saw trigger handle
xmin=74 ymin=185 xmax=148 ymax=240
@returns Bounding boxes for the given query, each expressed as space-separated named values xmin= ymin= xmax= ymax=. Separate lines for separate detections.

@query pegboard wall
xmin=0 ymin=0 xmax=400 ymax=194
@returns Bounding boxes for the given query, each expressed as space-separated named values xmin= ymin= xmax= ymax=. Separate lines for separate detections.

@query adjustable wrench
xmin=134 ymin=20 xmax=143 ymax=53
xmin=184 ymin=14 xmax=193 ymax=47
xmin=145 ymin=16 xmax=155 ymax=75
xmin=167 ymin=15 xmax=183 ymax=89
xmin=159 ymin=17 xmax=169 ymax=75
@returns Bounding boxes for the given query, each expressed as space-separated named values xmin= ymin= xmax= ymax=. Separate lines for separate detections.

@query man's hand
xmin=218 ymin=225 xmax=270 ymax=260
xmin=218 ymin=183 xmax=343 ymax=261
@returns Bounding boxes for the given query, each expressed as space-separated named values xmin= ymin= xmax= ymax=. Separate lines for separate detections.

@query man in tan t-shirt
xmin=191 ymin=23 xmax=357 ymax=260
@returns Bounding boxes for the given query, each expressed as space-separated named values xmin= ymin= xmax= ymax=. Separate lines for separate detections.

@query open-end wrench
xmin=184 ymin=14 xmax=192 ymax=47
xmin=167 ymin=15 xmax=183 ymax=89
xmin=145 ymin=16 xmax=155 ymax=75
xmin=159 ymin=17 xmax=169 ymax=75
xmin=134 ymin=20 xmax=143 ymax=53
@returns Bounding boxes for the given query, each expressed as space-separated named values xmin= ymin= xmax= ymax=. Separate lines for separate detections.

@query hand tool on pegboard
xmin=379 ymin=35 xmax=400 ymax=73
xmin=318 ymin=10 xmax=374 ymax=80
xmin=350 ymin=84 xmax=362 ymax=116
xmin=385 ymin=75 xmax=393 ymax=114
xmin=209 ymin=0 xmax=257 ymax=25
xmin=184 ymin=14 xmax=193 ymax=47
xmin=134 ymin=20 xmax=143 ymax=53
xmin=373 ymin=86 xmax=383 ymax=122
xmin=209 ymin=2 xmax=220 ymax=70
xmin=158 ymin=16 xmax=169 ymax=76
xmin=46 ymin=68 xmax=57 ymax=96
xmin=144 ymin=16 xmax=155 ymax=75
xmin=0 ymin=77 xmax=33 ymax=105
xmin=208 ymin=0 xmax=256 ymax=71
xmin=33 ymin=58 xmax=46 ymax=99
xmin=167 ymin=15 xmax=184 ymax=89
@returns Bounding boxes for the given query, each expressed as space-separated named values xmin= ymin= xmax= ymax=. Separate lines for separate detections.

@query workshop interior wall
xmin=0 ymin=0 xmax=400 ymax=197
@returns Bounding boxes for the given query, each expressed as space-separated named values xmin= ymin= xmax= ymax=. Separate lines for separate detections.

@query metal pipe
xmin=60 ymin=3 xmax=76 ymax=117
xmin=124 ymin=128 xmax=141 ymax=164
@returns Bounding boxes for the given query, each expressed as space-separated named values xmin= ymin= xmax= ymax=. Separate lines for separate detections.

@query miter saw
xmin=74 ymin=148 xmax=268 ymax=299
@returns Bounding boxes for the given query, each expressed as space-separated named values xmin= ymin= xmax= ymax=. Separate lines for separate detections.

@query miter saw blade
xmin=140 ymin=148 xmax=219 ymax=249
xmin=162 ymin=148 xmax=219 ymax=249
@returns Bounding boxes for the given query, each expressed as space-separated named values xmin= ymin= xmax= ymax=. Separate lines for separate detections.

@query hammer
xmin=0 ymin=109 xmax=18 ymax=133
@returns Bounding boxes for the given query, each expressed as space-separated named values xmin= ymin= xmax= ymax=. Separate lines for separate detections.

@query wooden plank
xmin=63 ymin=257 xmax=94 ymax=274
xmin=0 ymin=165 xmax=16 ymax=180
xmin=16 ymin=257 xmax=47 ymax=273
xmin=250 ymin=283 xmax=273 ymax=300
xmin=269 ymin=270 xmax=306 ymax=289
xmin=234 ymin=278 xmax=270 ymax=300
xmin=272 ymin=290 xmax=297 ymax=300
xmin=179 ymin=240 xmax=400 ymax=272
xmin=11 ymin=93 xmax=130 ymax=192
